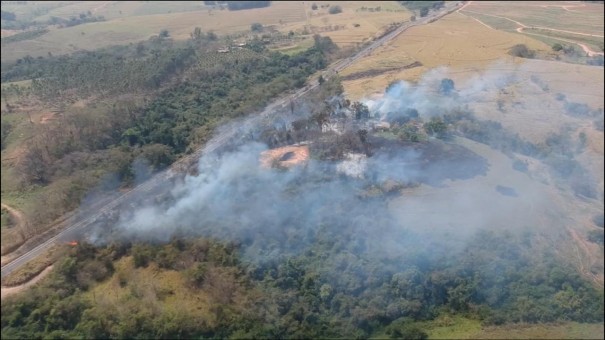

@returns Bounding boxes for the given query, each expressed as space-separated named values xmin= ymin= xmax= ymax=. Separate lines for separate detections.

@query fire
xmin=67 ymin=241 xmax=78 ymax=246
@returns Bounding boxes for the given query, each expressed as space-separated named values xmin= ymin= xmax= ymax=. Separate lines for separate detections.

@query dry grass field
xmin=0 ymin=1 xmax=411 ymax=62
xmin=340 ymin=3 xmax=604 ymax=291
xmin=341 ymin=11 xmax=550 ymax=99
xmin=462 ymin=1 xmax=604 ymax=36
xmin=459 ymin=1 xmax=604 ymax=56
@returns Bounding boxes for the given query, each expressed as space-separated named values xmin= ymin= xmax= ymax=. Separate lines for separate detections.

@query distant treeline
xmin=1 ymin=10 xmax=16 ymax=21
xmin=227 ymin=1 xmax=271 ymax=10
xmin=0 ymin=29 xmax=48 ymax=45
xmin=203 ymin=1 xmax=271 ymax=10
xmin=398 ymin=1 xmax=444 ymax=11
xmin=0 ymin=32 xmax=338 ymax=227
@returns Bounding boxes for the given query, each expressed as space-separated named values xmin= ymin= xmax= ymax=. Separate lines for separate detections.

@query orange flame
xmin=67 ymin=241 xmax=78 ymax=246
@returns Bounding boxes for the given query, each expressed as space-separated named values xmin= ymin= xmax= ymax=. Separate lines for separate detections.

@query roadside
xmin=1 ymin=203 xmax=26 ymax=256
xmin=1 ymin=265 xmax=53 ymax=300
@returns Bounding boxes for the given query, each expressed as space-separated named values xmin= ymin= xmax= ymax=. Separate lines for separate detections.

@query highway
xmin=0 ymin=2 xmax=462 ymax=279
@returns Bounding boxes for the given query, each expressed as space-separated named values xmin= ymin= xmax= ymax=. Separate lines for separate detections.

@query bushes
xmin=509 ymin=44 xmax=535 ymax=58
xmin=328 ymin=5 xmax=343 ymax=14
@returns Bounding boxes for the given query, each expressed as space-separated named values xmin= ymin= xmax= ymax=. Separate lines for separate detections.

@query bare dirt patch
xmin=260 ymin=145 xmax=310 ymax=169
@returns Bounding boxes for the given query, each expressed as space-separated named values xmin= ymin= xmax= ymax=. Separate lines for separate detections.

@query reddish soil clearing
xmin=260 ymin=145 xmax=310 ymax=168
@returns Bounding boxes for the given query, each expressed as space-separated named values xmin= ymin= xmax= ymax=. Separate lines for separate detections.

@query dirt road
xmin=1 ymin=265 xmax=53 ymax=300
xmin=460 ymin=7 xmax=604 ymax=57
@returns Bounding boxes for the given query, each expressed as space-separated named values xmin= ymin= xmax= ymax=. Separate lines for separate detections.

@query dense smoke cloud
xmin=87 ymin=61 xmax=599 ymax=268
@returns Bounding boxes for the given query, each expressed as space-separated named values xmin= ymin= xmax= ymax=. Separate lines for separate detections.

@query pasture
xmin=459 ymin=1 xmax=604 ymax=56
xmin=341 ymin=11 xmax=550 ymax=99
xmin=1 ymin=1 xmax=411 ymax=62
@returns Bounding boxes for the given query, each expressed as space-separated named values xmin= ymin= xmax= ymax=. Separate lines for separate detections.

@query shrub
xmin=328 ymin=5 xmax=342 ymax=14
xmin=509 ymin=44 xmax=535 ymax=58
xmin=251 ymin=23 xmax=263 ymax=32
xmin=552 ymin=43 xmax=563 ymax=52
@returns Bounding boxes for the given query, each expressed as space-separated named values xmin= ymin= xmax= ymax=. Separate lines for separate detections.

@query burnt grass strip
xmin=341 ymin=61 xmax=423 ymax=81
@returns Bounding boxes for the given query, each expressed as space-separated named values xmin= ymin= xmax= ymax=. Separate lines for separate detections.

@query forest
xmin=1 ymin=219 xmax=602 ymax=338
xmin=0 ymin=31 xmax=337 ymax=236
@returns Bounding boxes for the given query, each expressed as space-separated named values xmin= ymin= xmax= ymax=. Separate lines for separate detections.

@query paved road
xmin=0 ymin=2 xmax=462 ymax=279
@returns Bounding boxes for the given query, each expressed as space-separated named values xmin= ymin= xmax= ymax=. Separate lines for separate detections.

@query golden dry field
xmin=0 ymin=1 xmax=412 ymax=62
xmin=341 ymin=11 xmax=551 ymax=99
xmin=340 ymin=2 xmax=604 ymax=290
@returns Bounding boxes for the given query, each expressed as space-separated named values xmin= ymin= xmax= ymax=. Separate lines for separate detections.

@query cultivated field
xmin=1 ymin=1 xmax=411 ymax=62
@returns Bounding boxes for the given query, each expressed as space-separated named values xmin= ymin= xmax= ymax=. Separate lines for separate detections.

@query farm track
xmin=460 ymin=4 xmax=604 ymax=57
xmin=0 ymin=1 xmax=463 ymax=279
xmin=1 ymin=203 xmax=25 ymax=232
xmin=1 ymin=265 xmax=54 ymax=300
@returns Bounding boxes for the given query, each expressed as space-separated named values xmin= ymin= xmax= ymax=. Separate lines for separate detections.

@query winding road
xmin=0 ymin=1 xmax=464 ymax=279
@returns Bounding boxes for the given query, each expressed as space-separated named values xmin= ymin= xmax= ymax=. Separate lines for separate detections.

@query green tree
xmin=424 ymin=117 xmax=447 ymax=138
xmin=509 ymin=44 xmax=535 ymax=58
xmin=191 ymin=26 xmax=203 ymax=40
xmin=439 ymin=78 xmax=455 ymax=95
xmin=351 ymin=101 xmax=370 ymax=120
xmin=328 ymin=5 xmax=343 ymax=14
xmin=251 ymin=23 xmax=263 ymax=32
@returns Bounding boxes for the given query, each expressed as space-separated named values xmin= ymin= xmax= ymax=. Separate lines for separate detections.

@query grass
xmin=341 ymin=11 xmax=550 ymax=99
xmin=373 ymin=131 xmax=398 ymax=140
xmin=272 ymin=37 xmax=315 ymax=56
xmin=84 ymin=256 xmax=217 ymax=325
xmin=32 ymin=1 xmax=206 ymax=22
xmin=463 ymin=2 xmax=604 ymax=36
xmin=474 ymin=322 xmax=604 ymax=339
xmin=0 ymin=1 xmax=73 ymax=22
xmin=0 ymin=204 xmax=24 ymax=255
xmin=459 ymin=10 xmax=520 ymax=32
xmin=0 ymin=207 xmax=12 ymax=229
xmin=1 ymin=245 xmax=62 ymax=286
xmin=1 ymin=1 xmax=411 ymax=62
xmin=524 ymin=28 xmax=604 ymax=52
xmin=371 ymin=314 xmax=604 ymax=339
xmin=421 ymin=315 xmax=483 ymax=339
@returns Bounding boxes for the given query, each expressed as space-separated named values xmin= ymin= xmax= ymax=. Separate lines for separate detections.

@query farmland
xmin=1 ymin=1 xmax=412 ymax=62
xmin=459 ymin=1 xmax=604 ymax=57
xmin=341 ymin=10 xmax=550 ymax=99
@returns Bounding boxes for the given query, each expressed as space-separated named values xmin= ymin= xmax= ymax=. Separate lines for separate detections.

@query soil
xmin=260 ymin=145 xmax=310 ymax=168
